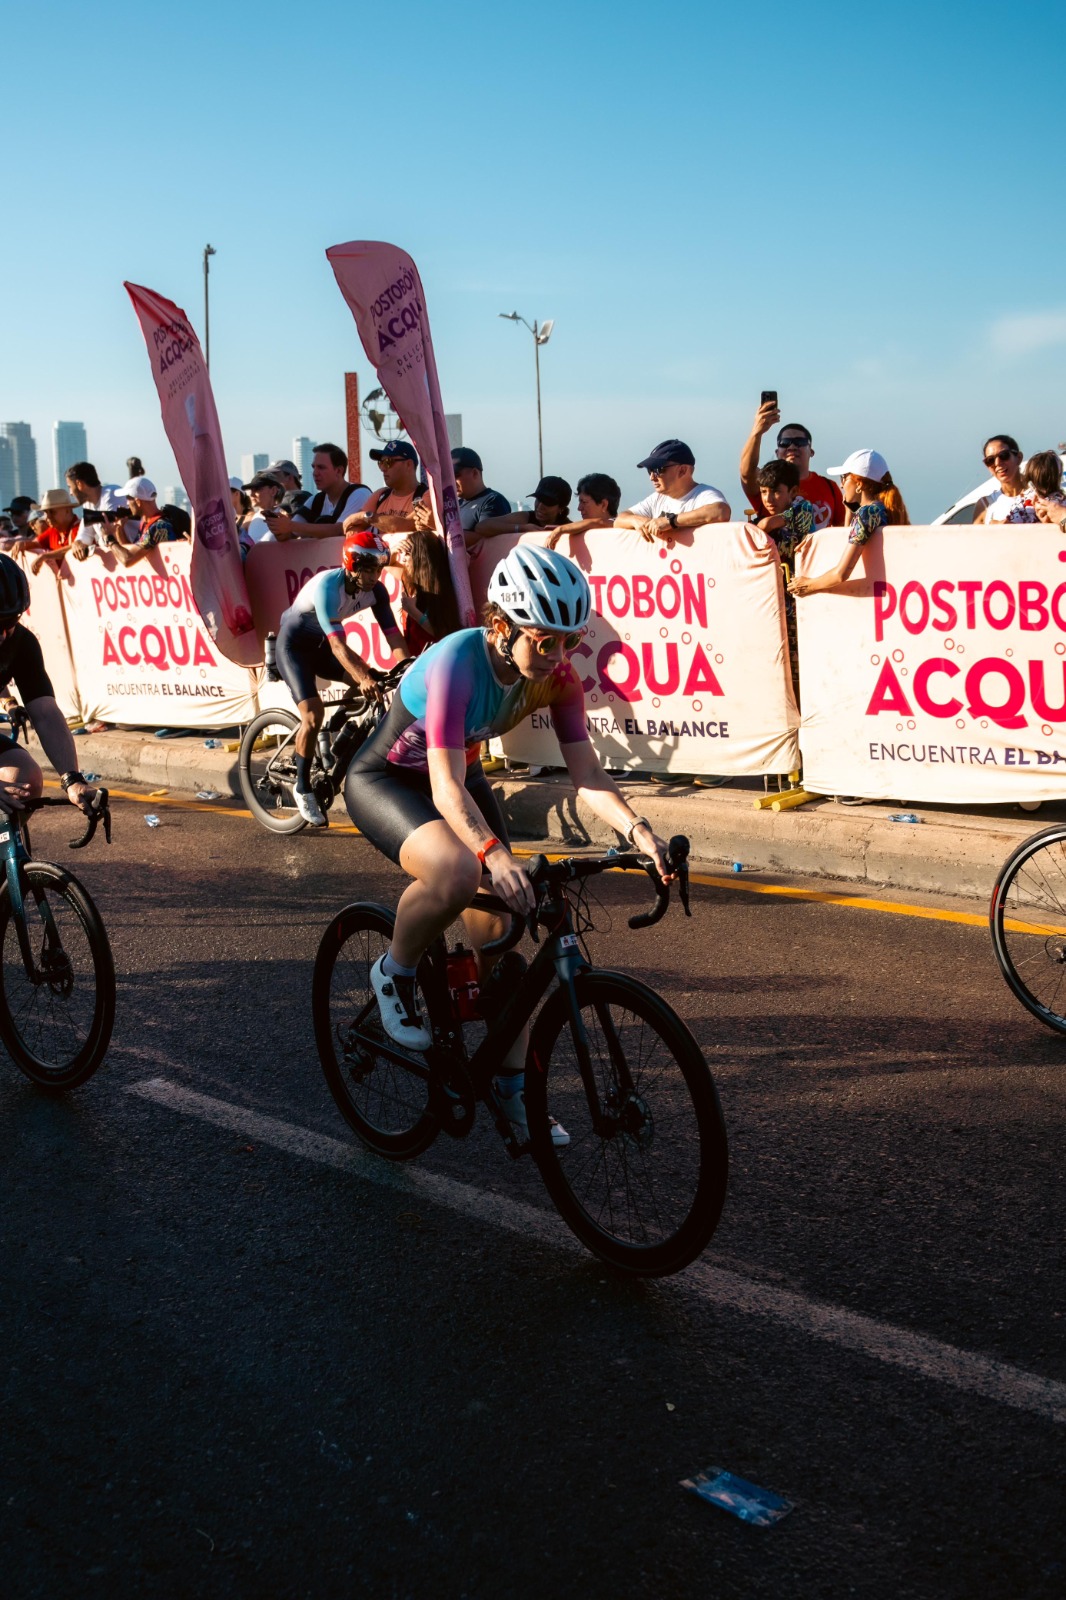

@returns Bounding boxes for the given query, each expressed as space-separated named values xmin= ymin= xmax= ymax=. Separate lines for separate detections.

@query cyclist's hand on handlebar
xmin=486 ymin=848 xmax=536 ymax=916
xmin=633 ymin=822 xmax=675 ymax=884
xmin=66 ymin=781 xmax=99 ymax=816
xmin=0 ymin=778 xmax=33 ymax=816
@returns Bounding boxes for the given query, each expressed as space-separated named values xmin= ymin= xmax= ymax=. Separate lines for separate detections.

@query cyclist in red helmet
xmin=274 ymin=530 xmax=408 ymax=826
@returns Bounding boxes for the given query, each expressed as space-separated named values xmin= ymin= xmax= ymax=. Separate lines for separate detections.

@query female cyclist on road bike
xmin=275 ymin=528 xmax=408 ymax=827
xmin=343 ymin=543 xmax=675 ymax=1145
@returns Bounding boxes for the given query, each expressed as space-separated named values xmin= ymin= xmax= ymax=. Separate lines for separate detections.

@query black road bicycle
xmin=0 ymin=791 xmax=115 ymax=1089
xmin=990 ymin=824 xmax=1066 ymax=1035
xmin=237 ymin=661 xmax=410 ymax=834
xmin=312 ymin=835 xmax=728 ymax=1277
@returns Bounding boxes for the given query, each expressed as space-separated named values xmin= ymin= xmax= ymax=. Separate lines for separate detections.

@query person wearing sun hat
xmin=788 ymin=449 xmax=910 ymax=600
xmin=24 ymin=488 xmax=82 ymax=572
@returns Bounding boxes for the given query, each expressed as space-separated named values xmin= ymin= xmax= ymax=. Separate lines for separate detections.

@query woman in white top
xmin=973 ymin=434 xmax=1036 ymax=524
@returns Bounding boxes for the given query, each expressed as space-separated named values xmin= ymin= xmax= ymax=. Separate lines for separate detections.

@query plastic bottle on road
xmin=144 ymin=814 xmax=161 ymax=828
xmin=888 ymin=812 xmax=922 ymax=824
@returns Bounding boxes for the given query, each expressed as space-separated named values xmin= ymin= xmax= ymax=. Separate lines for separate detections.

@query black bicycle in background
xmin=990 ymin=824 xmax=1066 ymax=1035
xmin=313 ymin=834 xmax=729 ymax=1278
xmin=237 ymin=660 xmax=410 ymax=834
xmin=0 ymin=791 xmax=115 ymax=1090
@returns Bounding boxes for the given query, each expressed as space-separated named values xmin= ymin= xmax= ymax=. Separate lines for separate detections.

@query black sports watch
xmin=666 ymin=512 xmax=679 ymax=530
xmin=59 ymin=771 xmax=87 ymax=791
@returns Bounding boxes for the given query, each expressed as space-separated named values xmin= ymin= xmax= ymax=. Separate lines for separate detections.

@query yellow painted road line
xmin=51 ymin=781 xmax=1056 ymax=936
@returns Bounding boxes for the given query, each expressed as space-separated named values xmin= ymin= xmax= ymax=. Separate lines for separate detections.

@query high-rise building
xmin=53 ymin=421 xmax=88 ymax=487
xmin=0 ymin=437 xmax=16 ymax=510
xmin=162 ymin=485 xmax=190 ymax=512
xmin=240 ymin=452 xmax=269 ymax=483
xmin=0 ymin=423 xmax=39 ymax=501
xmin=293 ymin=436 xmax=315 ymax=485
xmin=445 ymin=414 xmax=463 ymax=449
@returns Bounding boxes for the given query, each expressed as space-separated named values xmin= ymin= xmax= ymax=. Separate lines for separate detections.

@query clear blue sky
xmin=2 ymin=0 xmax=1063 ymax=520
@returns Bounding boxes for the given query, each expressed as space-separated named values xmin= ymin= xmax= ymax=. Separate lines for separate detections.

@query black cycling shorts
xmin=275 ymin=619 xmax=350 ymax=706
xmin=344 ymin=697 xmax=508 ymax=867
xmin=0 ymin=732 xmax=18 ymax=757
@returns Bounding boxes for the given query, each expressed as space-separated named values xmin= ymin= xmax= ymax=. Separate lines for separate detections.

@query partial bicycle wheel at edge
xmin=0 ymin=861 xmax=116 ymax=1090
xmin=526 ymin=971 xmax=728 ymax=1276
xmin=312 ymin=901 xmax=439 ymax=1159
xmin=238 ymin=708 xmax=307 ymax=834
xmin=990 ymin=824 xmax=1066 ymax=1035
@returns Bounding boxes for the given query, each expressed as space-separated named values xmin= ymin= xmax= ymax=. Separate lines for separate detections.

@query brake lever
xmin=668 ymin=834 xmax=692 ymax=918
xmin=69 ymin=788 xmax=111 ymax=851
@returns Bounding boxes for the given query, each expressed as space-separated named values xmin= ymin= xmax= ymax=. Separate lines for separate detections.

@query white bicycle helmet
xmin=487 ymin=544 xmax=591 ymax=631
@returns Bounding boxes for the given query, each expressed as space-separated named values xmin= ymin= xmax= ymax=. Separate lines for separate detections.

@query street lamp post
xmin=499 ymin=311 xmax=554 ymax=480
xmin=203 ymin=244 xmax=217 ymax=370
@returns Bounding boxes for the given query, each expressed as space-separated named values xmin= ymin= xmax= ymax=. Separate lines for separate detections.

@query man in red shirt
xmin=739 ymin=399 xmax=844 ymax=530
xmin=25 ymin=489 xmax=81 ymax=573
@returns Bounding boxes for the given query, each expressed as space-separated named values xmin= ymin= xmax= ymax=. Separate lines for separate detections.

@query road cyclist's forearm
xmin=25 ymin=696 xmax=78 ymax=779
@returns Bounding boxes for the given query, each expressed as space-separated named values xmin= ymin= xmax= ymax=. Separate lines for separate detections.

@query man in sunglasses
xmin=0 ymin=553 xmax=100 ymax=818
xmin=615 ymin=440 xmax=730 ymax=543
xmin=739 ymin=398 xmax=844 ymax=530
xmin=972 ymin=435 xmax=1036 ymax=524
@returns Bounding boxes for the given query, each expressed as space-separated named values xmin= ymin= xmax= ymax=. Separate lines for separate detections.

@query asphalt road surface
xmin=1 ymin=788 xmax=1063 ymax=1600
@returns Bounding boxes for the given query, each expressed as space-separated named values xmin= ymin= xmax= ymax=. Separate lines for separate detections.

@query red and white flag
xmin=325 ymin=242 xmax=476 ymax=624
xmin=124 ymin=281 xmax=257 ymax=664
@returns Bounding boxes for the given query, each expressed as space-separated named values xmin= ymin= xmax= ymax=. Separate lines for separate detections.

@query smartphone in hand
xmin=761 ymin=390 xmax=778 ymax=407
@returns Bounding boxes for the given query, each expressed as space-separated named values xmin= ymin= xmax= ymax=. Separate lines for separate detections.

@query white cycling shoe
xmin=370 ymin=956 xmax=431 ymax=1051
xmin=293 ymin=786 xmax=327 ymax=827
xmin=494 ymin=1079 xmax=570 ymax=1148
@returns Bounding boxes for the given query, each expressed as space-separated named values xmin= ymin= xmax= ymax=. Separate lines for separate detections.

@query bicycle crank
xmin=429 ymin=1062 xmax=476 ymax=1138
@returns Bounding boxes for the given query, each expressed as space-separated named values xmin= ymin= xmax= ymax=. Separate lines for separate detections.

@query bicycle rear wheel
xmin=990 ymin=825 xmax=1066 ymax=1035
xmin=238 ymin=709 xmax=307 ymax=834
xmin=526 ymin=972 xmax=728 ymax=1276
xmin=0 ymin=862 xmax=115 ymax=1090
xmin=312 ymin=902 xmax=439 ymax=1158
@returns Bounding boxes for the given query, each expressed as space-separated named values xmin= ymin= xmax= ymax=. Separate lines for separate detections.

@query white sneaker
xmin=294 ymin=786 xmax=327 ymax=827
xmin=370 ymin=955 xmax=431 ymax=1051
xmin=495 ymin=1079 xmax=570 ymax=1148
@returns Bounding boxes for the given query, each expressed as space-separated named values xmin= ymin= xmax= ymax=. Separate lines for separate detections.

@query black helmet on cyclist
xmin=0 ymin=553 xmax=30 ymax=622
xmin=487 ymin=545 xmax=591 ymax=631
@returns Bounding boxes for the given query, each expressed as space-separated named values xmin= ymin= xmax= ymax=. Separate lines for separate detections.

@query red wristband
xmin=477 ymin=837 xmax=503 ymax=868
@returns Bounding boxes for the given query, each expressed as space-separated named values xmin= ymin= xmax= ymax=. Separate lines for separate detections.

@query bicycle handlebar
xmin=474 ymin=833 xmax=692 ymax=952
xmin=21 ymin=790 xmax=113 ymax=850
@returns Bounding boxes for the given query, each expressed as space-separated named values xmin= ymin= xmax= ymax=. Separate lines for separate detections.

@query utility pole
xmin=203 ymin=244 xmax=217 ymax=370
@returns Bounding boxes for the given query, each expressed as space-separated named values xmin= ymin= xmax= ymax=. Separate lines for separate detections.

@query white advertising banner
xmin=795 ymin=525 xmax=1066 ymax=802
xmin=58 ymin=542 xmax=259 ymax=729
xmin=470 ymin=527 xmax=800 ymax=776
xmin=22 ymin=556 xmax=80 ymax=721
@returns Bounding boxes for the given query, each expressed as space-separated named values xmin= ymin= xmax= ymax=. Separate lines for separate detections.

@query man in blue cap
xmin=616 ymin=439 xmax=730 ymax=542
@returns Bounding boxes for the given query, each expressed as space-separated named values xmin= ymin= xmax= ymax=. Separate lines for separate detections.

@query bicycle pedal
xmin=429 ymin=1075 xmax=475 ymax=1138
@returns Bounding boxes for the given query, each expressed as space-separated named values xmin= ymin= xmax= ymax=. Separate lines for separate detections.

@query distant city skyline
xmin=53 ymin=421 xmax=87 ymax=488
xmin=239 ymin=452 xmax=268 ymax=483
xmin=293 ymin=437 xmax=314 ymax=486
xmin=0 ymin=423 xmax=38 ymax=503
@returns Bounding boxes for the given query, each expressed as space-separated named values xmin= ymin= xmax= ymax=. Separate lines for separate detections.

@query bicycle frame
xmin=0 ymin=817 xmax=63 ymax=982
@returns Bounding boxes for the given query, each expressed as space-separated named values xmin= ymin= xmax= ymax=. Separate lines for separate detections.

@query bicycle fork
xmin=1 ymin=831 xmax=63 ymax=985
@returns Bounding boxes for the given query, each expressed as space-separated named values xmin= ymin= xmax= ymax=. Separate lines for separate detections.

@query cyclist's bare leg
xmin=0 ymin=746 xmax=42 ymax=815
xmin=462 ymin=902 xmax=527 ymax=1072
xmin=294 ymin=694 xmax=324 ymax=760
xmin=393 ymin=819 xmax=481 ymax=967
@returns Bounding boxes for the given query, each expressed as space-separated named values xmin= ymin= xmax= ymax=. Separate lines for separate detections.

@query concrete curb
xmin=36 ymin=729 xmax=1057 ymax=903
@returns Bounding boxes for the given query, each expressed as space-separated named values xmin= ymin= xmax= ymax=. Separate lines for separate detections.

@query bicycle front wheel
xmin=526 ymin=972 xmax=728 ymax=1276
xmin=312 ymin=902 xmax=439 ymax=1159
xmin=0 ymin=862 xmax=116 ymax=1090
xmin=991 ymin=825 xmax=1066 ymax=1034
xmin=238 ymin=709 xmax=307 ymax=834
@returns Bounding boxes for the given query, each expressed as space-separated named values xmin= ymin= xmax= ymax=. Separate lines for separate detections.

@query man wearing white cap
xmin=789 ymin=449 xmax=910 ymax=598
xmin=103 ymin=476 xmax=177 ymax=569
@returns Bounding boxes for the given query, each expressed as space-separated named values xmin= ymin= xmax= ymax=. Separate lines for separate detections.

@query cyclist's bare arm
xmin=559 ymin=738 xmax=674 ymax=883
xmin=23 ymin=696 xmax=97 ymax=812
xmin=427 ymin=746 xmax=534 ymax=914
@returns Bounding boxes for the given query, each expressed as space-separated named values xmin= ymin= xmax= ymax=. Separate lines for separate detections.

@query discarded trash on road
xmin=196 ymin=790 xmax=221 ymax=801
xmin=203 ymin=738 xmax=222 ymax=749
xmin=888 ymin=812 xmax=922 ymax=825
xmin=731 ymin=862 xmax=744 ymax=874
xmin=144 ymin=814 xmax=161 ymax=828
xmin=680 ymin=1468 xmax=793 ymax=1527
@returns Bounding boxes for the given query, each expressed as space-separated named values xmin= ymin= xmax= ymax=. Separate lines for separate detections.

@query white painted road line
xmin=129 ymin=1076 xmax=1066 ymax=1427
